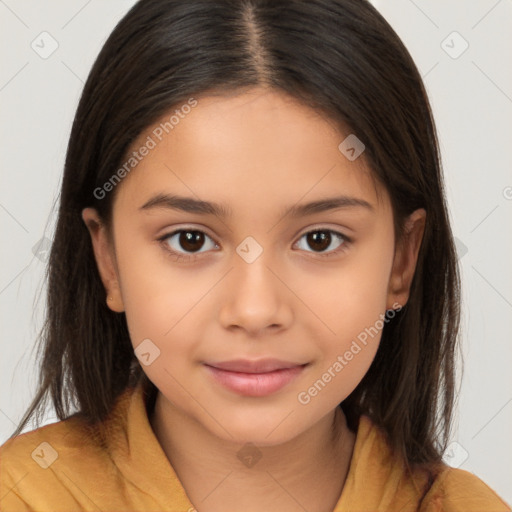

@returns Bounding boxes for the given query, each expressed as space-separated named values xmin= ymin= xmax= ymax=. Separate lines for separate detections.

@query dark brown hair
xmin=11 ymin=0 xmax=460 ymax=491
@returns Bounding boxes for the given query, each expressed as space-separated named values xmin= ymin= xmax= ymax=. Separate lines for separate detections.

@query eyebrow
xmin=139 ymin=193 xmax=374 ymax=218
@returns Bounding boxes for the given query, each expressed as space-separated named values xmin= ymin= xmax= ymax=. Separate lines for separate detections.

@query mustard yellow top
xmin=1 ymin=378 xmax=510 ymax=512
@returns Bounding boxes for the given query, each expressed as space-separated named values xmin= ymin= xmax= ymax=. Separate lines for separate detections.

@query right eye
xmin=158 ymin=228 xmax=219 ymax=260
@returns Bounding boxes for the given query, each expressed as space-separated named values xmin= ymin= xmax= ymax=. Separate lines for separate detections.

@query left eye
xmin=295 ymin=229 xmax=348 ymax=255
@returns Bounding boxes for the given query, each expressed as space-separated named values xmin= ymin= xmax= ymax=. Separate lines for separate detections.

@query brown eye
xmin=179 ymin=231 xmax=205 ymax=252
xmin=306 ymin=231 xmax=331 ymax=252
xmin=296 ymin=229 xmax=349 ymax=255
xmin=161 ymin=229 xmax=218 ymax=256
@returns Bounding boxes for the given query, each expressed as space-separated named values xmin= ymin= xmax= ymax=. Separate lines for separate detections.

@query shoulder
xmin=423 ymin=465 xmax=511 ymax=511
xmin=350 ymin=415 xmax=510 ymax=511
xmin=1 ymin=414 xmax=86 ymax=468
xmin=0 ymin=385 xmax=135 ymax=475
xmin=0 ymin=412 xmax=99 ymax=466
xmin=0 ymin=415 xmax=111 ymax=510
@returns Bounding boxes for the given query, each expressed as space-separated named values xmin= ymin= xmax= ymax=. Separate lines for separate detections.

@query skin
xmin=83 ymin=87 xmax=425 ymax=512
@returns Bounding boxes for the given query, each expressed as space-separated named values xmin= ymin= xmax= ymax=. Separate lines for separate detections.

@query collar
xmin=104 ymin=376 xmax=430 ymax=510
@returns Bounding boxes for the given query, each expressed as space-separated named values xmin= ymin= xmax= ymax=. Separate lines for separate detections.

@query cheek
xmin=113 ymin=238 xmax=193 ymax=346
xmin=305 ymin=238 xmax=394 ymax=341
xmin=117 ymin=248 xmax=225 ymax=378
xmin=299 ymin=235 xmax=394 ymax=400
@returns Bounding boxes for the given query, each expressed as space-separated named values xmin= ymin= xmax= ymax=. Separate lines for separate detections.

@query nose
xmin=218 ymin=252 xmax=293 ymax=337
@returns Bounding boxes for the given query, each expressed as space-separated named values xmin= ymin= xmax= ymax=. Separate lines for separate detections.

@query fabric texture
xmin=1 ymin=378 xmax=510 ymax=512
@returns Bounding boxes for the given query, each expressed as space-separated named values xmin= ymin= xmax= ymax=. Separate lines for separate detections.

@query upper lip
xmin=205 ymin=359 xmax=307 ymax=374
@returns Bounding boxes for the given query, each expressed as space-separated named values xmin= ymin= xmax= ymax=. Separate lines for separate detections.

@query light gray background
xmin=1 ymin=0 xmax=511 ymax=503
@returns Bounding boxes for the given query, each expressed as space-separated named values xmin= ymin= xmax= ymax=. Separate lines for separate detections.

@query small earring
xmin=108 ymin=296 xmax=113 ymax=302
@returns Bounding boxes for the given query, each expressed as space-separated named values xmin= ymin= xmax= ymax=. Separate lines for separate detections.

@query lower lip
xmin=204 ymin=364 xmax=306 ymax=397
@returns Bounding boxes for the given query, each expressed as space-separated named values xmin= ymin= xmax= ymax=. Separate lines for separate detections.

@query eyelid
xmin=296 ymin=223 xmax=353 ymax=240
xmin=293 ymin=226 xmax=352 ymax=258
xmin=158 ymin=224 xmax=352 ymax=243
xmin=158 ymin=224 xmax=352 ymax=261
xmin=157 ymin=224 xmax=219 ymax=244
xmin=163 ymin=226 xmax=218 ymax=242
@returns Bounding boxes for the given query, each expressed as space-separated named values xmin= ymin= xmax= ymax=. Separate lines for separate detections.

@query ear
xmin=81 ymin=207 xmax=125 ymax=312
xmin=386 ymin=208 xmax=426 ymax=309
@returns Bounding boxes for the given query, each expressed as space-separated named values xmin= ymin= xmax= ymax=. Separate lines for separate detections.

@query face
xmin=83 ymin=87 xmax=425 ymax=446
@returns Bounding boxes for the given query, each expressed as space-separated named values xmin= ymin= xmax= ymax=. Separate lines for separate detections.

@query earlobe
xmin=81 ymin=207 xmax=125 ymax=313
xmin=386 ymin=208 xmax=426 ymax=309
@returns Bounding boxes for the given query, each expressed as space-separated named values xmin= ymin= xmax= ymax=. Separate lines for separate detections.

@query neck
xmin=149 ymin=393 xmax=356 ymax=512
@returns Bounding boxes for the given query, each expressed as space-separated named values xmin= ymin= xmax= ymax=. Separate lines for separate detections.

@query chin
xmin=200 ymin=407 xmax=308 ymax=447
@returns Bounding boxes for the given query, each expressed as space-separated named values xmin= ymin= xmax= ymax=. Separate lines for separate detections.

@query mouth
xmin=203 ymin=359 xmax=309 ymax=397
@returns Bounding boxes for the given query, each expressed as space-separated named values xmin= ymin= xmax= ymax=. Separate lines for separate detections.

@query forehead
xmin=113 ymin=88 xmax=386 ymax=215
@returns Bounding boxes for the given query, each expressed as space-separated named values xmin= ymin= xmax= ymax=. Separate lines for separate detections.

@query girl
xmin=1 ymin=0 xmax=509 ymax=511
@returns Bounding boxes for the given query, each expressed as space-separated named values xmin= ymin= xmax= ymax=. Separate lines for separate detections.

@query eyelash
xmin=157 ymin=227 xmax=352 ymax=262
xmin=158 ymin=227 xmax=352 ymax=262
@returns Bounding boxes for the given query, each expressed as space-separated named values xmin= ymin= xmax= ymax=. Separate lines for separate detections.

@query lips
xmin=206 ymin=358 xmax=305 ymax=373
xmin=203 ymin=359 xmax=308 ymax=397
